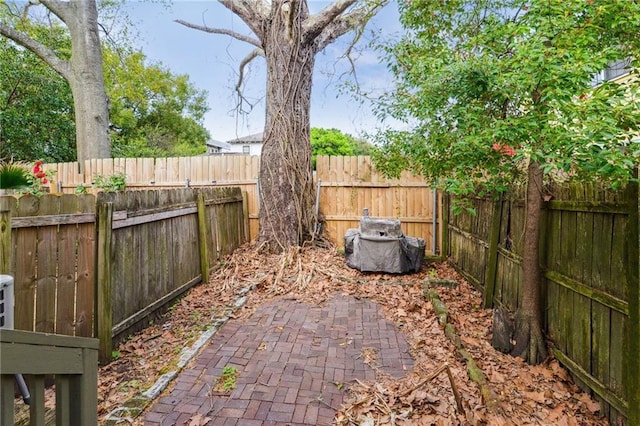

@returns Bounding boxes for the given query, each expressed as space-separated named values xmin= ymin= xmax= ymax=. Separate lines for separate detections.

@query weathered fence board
xmin=45 ymin=156 xmax=439 ymax=253
xmin=445 ymin=181 xmax=638 ymax=425
xmin=2 ymin=194 xmax=97 ymax=336
xmin=1 ymin=187 xmax=247 ymax=363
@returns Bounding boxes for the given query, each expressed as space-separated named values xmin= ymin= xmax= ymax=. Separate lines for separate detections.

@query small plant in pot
xmin=0 ymin=159 xmax=55 ymax=196
xmin=0 ymin=160 xmax=30 ymax=193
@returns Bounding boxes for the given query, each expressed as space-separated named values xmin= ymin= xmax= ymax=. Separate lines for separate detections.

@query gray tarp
xmin=345 ymin=229 xmax=426 ymax=274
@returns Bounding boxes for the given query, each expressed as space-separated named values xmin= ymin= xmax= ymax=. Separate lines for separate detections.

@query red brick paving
xmin=144 ymin=295 xmax=413 ymax=425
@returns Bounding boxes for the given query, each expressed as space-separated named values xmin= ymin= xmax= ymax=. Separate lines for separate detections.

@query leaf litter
xmin=90 ymin=242 xmax=610 ymax=425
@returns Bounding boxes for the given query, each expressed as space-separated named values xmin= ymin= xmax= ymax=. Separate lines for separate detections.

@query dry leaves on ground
xmin=94 ymin=242 xmax=609 ymax=425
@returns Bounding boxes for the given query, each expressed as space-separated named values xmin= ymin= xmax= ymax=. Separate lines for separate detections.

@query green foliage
xmin=104 ymin=48 xmax=210 ymax=158
xmin=0 ymin=10 xmax=209 ymax=162
xmin=215 ymin=366 xmax=239 ymax=392
xmin=375 ymin=0 xmax=640 ymax=197
xmin=74 ymin=184 xmax=88 ymax=195
xmin=0 ymin=161 xmax=30 ymax=189
xmin=0 ymin=160 xmax=55 ymax=196
xmin=310 ymin=127 xmax=372 ymax=167
xmin=93 ymin=173 xmax=127 ymax=192
xmin=0 ymin=33 xmax=76 ymax=162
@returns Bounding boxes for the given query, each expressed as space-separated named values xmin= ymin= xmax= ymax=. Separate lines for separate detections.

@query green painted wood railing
xmin=0 ymin=329 xmax=98 ymax=425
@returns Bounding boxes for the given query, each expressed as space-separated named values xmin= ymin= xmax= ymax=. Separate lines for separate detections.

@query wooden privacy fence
xmin=0 ymin=187 xmax=247 ymax=363
xmin=46 ymin=156 xmax=261 ymax=241
xmin=444 ymin=182 xmax=639 ymax=425
xmin=316 ymin=156 xmax=440 ymax=253
xmin=44 ymin=155 xmax=441 ymax=254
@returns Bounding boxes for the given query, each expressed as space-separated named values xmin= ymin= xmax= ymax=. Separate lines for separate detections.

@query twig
xmin=399 ymin=362 xmax=465 ymax=414
xmin=314 ymin=395 xmax=337 ymax=410
xmin=399 ymin=363 xmax=448 ymax=398
xmin=445 ymin=363 xmax=465 ymax=414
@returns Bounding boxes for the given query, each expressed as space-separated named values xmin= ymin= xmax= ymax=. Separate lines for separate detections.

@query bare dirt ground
xmin=95 ymin=243 xmax=608 ymax=425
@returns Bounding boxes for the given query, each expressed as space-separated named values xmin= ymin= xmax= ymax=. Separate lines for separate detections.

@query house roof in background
xmin=206 ymin=139 xmax=231 ymax=150
xmin=227 ymin=132 xmax=264 ymax=144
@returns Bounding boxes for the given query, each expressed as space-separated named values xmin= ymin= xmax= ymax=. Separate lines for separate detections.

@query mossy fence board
xmin=444 ymin=182 xmax=638 ymax=425
xmin=0 ymin=187 xmax=247 ymax=363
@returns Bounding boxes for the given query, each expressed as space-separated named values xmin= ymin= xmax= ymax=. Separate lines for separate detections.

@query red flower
xmin=502 ymin=145 xmax=517 ymax=157
xmin=42 ymin=179 xmax=48 ymax=184
xmin=492 ymin=143 xmax=516 ymax=157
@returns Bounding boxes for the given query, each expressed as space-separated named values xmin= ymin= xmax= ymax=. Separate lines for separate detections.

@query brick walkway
xmin=144 ymin=295 xmax=414 ymax=425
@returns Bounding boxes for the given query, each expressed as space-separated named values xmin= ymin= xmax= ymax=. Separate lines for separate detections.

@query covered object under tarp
xmin=344 ymin=214 xmax=426 ymax=274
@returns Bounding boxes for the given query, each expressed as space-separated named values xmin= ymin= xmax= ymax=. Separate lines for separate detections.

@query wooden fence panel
xmin=446 ymin=182 xmax=635 ymax=425
xmin=4 ymin=194 xmax=97 ymax=337
xmin=317 ymin=156 xmax=438 ymax=253
xmin=3 ymin=187 xmax=246 ymax=363
xmin=94 ymin=187 xmax=244 ymax=352
xmin=46 ymin=156 xmax=437 ymax=250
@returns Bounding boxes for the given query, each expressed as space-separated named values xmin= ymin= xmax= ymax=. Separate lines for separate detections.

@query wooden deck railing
xmin=0 ymin=329 xmax=98 ymax=425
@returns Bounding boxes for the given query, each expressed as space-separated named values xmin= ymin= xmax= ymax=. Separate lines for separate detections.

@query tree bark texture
xmin=510 ymin=161 xmax=547 ymax=364
xmin=65 ymin=0 xmax=111 ymax=164
xmin=258 ymin=1 xmax=317 ymax=251
xmin=183 ymin=0 xmax=384 ymax=251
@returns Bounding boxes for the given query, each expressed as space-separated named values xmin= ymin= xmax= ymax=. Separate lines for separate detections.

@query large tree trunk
xmin=0 ymin=0 xmax=111 ymax=169
xmin=179 ymin=0 xmax=385 ymax=251
xmin=258 ymin=1 xmax=316 ymax=251
xmin=66 ymin=0 xmax=111 ymax=165
xmin=510 ymin=161 xmax=547 ymax=364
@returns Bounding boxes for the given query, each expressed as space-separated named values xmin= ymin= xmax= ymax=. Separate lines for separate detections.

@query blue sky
xmin=123 ymin=1 xmax=404 ymax=142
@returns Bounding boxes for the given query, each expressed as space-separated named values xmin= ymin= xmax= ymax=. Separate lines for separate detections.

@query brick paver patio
xmin=144 ymin=295 xmax=414 ymax=425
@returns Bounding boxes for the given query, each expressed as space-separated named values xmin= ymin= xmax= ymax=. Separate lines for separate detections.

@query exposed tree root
xmin=510 ymin=312 xmax=547 ymax=364
xmin=424 ymin=287 xmax=500 ymax=413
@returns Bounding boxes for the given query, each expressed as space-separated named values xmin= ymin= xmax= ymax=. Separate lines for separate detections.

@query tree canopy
xmin=310 ymin=127 xmax=371 ymax=166
xmin=104 ymin=49 xmax=210 ymax=158
xmin=0 ymin=32 xmax=76 ymax=162
xmin=0 ymin=21 xmax=210 ymax=161
xmin=375 ymin=0 xmax=640 ymax=196
xmin=374 ymin=0 xmax=640 ymax=364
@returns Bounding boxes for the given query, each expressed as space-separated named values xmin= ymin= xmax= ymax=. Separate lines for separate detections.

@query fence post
xmin=96 ymin=201 xmax=113 ymax=364
xmin=242 ymin=191 xmax=250 ymax=242
xmin=626 ymin=170 xmax=639 ymax=425
xmin=483 ymin=198 xmax=502 ymax=309
xmin=441 ymin=193 xmax=450 ymax=261
xmin=197 ymin=194 xmax=210 ymax=283
xmin=0 ymin=199 xmax=11 ymax=274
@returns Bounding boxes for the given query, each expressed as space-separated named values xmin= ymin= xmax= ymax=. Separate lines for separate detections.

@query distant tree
xmin=349 ymin=137 xmax=373 ymax=156
xmin=0 ymin=0 xmax=110 ymax=168
xmin=310 ymin=127 xmax=373 ymax=166
xmin=177 ymin=0 xmax=386 ymax=252
xmin=311 ymin=127 xmax=354 ymax=164
xmin=374 ymin=0 xmax=640 ymax=364
xmin=0 ymin=33 xmax=76 ymax=162
xmin=0 ymin=24 xmax=210 ymax=160
xmin=104 ymin=49 xmax=210 ymax=157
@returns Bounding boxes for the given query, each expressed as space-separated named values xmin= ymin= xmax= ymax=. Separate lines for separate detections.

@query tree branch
xmin=174 ymin=19 xmax=262 ymax=48
xmin=0 ymin=23 xmax=70 ymax=80
xmin=219 ymin=0 xmax=268 ymax=42
xmin=235 ymin=47 xmax=265 ymax=94
xmin=315 ymin=0 xmax=387 ymax=51
xmin=302 ymin=0 xmax=358 ymax=44
xmin=233 ymin=47 xmax=265 ymax=115
xmin=39 ymin=0 xmax=71 ymax=23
